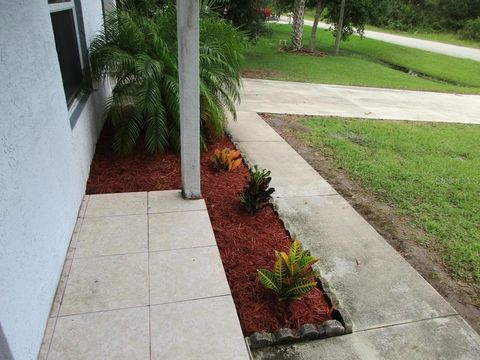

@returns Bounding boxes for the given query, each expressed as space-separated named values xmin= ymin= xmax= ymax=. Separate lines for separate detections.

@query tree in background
xmin=274 ymin=0 xmax=372 ymax=52
xmin=369 ymin=0 xmax=480 ymax=34
xmin=323 ymin=0 xmax=373 ymax=52
xmin=333 ymin=0 xmax=346 ymax=55
xmin=274 ymin=0 xmax=318 ymax=49
xmin=435 ymin=0 xmax=480 ymax=30
xmin=116 ymin=0 xmax=171 ymax=16
xmin=218 ymin=0 xmax=270 ymax=38
xmin=291 ymin=0 xmax=306 ymax=50
xmin=308 ymin=0 xmax=374 ymax=53
xmin=461 ymin=18 xmax=480 ymax=41
xmin=117 ymin=0 xmax=272 ymax=39
xmin=309 ymin=0 xmax=327 ymax=51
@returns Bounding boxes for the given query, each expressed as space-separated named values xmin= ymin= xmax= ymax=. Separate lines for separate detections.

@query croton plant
xmin=257 ymin=240 xmax=319 ymax=301
xmin=239 ymin=165 xmax=275 ymax=214
xmin=211 ymin=148 xmax=242 ymax=172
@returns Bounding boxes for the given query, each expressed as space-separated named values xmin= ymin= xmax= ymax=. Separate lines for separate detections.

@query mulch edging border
xmin=247 ymin=279 xmax=353 ymax=349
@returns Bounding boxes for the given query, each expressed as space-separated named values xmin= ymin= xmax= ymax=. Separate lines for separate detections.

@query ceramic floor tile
xmin=149 ymin=211 xmax=216 ymax=251
xmin=60 ymin=253 xmax=148 ymax=315
xmin=75 ymin=215 xmax=147 ymax=258
xmin=149 ymin=247 xmax=230 ymax=304
xmin=150 ymin=296 xmax=249 ymax=360
xmin=49 ymin=307 xmax=149 ymax=360
xmin=85 ymin=192 xmax=147 ymax=217
xmin=148 ymin=190 xmax=206 ymax=214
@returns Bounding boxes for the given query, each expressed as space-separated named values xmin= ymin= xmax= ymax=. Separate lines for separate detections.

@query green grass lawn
xmin=366 ymin=25 xmax=480 ymax=50
xmin=244 ymin=24 xmax=480 ymax=93
xmin=341 ymin=32 xmax=480 ymax=88
xmin=295 ymin=116 xmax=480 ymax=286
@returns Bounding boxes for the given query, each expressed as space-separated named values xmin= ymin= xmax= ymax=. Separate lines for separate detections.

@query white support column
xmin=177 ymin=0 xmax=201 ymax=199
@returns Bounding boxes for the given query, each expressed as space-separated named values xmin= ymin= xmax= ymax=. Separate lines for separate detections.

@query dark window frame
xmin=48 ymin=0 xmax=89 ymax=129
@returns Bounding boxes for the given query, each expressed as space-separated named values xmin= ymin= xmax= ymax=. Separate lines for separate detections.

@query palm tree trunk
xmin=291 ymin=0 xmax=306 ymax=50
xmin=334 ymin=0 xmax=346 ymax=55
xmin=309 ymin=0 xmax=326 ymax=52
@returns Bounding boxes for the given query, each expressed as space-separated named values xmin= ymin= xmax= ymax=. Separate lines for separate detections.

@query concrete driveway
xmin=239 ymin=78 xmax=480 ymax=125
xmin=278 ymin=16 xmax=480 ymax=62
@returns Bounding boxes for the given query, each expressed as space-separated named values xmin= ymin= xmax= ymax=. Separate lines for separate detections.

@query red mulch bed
xmin=87 ymin=125 xmax=333 ymax=334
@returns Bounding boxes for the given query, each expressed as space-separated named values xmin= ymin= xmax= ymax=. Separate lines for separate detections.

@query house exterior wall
xmin=0 ymin=1 xmax=108 ymax=359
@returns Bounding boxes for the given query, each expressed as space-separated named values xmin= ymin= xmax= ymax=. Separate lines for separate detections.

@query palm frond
xmin=89 ymin=5 xmax=245 ymax=153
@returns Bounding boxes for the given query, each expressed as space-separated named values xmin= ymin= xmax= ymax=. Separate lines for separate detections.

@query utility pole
xmin=334 ymin=0 xmax=346 ymax=55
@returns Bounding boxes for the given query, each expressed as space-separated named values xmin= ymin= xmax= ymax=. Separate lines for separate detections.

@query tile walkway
xmin=39 ymin=190 xmax=250 ymax=360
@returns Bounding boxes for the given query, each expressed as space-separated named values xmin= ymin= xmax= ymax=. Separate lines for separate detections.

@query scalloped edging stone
xmin=248 ymin=319 xmax=346 ymax=350
xmin=246 ymin=274 xmax=354 ymax=350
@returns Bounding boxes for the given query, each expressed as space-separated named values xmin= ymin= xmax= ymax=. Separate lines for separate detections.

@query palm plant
xmin=89 ymin=3 xmax=244 ymax=153
xmin=292 ymin=0 xmax=306 ymax=50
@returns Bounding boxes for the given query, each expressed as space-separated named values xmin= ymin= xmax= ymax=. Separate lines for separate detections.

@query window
xmin=48 ymin=0 xmax=86 ymax=108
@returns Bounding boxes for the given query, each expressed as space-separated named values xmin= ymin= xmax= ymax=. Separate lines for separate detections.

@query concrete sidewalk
xmin=228 ymin=111 xmax=480 ymax=359
xmin=239 ymin=78 xmax=480 ymax=125
xmin=278 ymin=16 xmax=480 ymax=62
xmin=39 ymin=191 xmax=249 ymax=360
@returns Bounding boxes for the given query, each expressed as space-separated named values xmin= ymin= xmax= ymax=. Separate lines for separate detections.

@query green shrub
xmin=219 ymin=0 xmax=270 ymax=39
xmin=89 ymin=4 xmax=244 ymax=153
xmin=460 ymin=18 xmax=480 ymax=41
xmin=369 ymin=0 xmax=480 ymax=32
xmin=239 ymin=166 xmax=275 ymax=214
xmin=257 ymin=239 xmax=319 ymax=301
xmin=116 ymin=0 xmax=171 ymax=16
